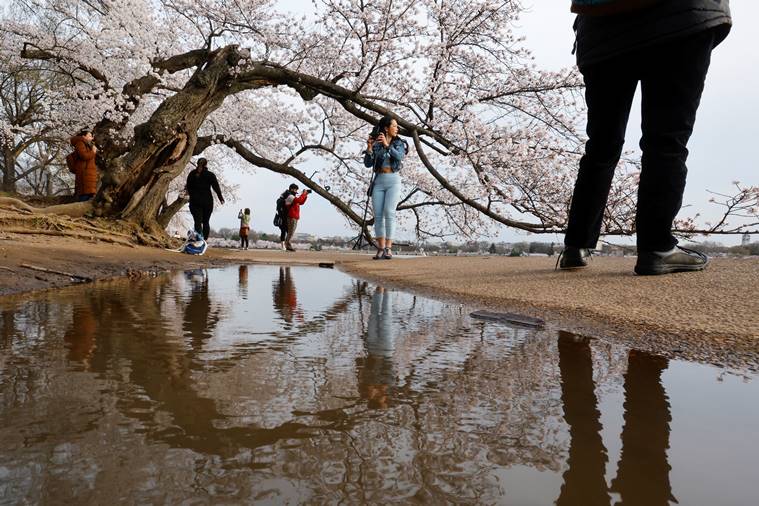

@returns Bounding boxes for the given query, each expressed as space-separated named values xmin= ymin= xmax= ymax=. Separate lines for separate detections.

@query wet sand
xmin=1 ymin=235 xmax=757 ymax=366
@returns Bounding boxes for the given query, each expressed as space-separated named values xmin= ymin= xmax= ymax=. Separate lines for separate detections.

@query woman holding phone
xmin=363 ymin=115 xmax=407 ymax=259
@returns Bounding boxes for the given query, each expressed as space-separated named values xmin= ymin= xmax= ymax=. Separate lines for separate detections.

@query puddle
xmin=0 ymin=265 xmax=757 ymax=505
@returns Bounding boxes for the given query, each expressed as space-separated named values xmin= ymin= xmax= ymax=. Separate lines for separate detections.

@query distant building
xmin=742 ymin=232 xmax=751 ymax=246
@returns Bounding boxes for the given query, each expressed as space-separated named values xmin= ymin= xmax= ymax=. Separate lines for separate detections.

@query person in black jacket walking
xmin=185 ymin=158 xmax=225 ymax=240
xmin=559 ymin=0 xmax=731 ymax=275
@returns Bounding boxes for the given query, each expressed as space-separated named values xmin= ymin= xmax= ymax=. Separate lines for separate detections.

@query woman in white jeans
xmin=363 ymin=115 xmax=407 ymax=259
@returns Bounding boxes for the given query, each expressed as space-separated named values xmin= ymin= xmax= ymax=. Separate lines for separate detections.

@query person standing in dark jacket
xmin=185 ymin=158 xmax=225 ymax=240
xmin=559 ymin=0 xmax=731 ymax=275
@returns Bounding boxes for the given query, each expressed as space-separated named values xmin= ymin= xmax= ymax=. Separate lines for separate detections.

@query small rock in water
xmin=470 ymin=310 xmax=545 ymax=328
xmin=318 ymin=262 xmax=334 ymax=269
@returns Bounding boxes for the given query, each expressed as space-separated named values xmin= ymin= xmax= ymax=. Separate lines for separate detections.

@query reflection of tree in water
xmin=0 ymin=273 xmax=679 ymax=504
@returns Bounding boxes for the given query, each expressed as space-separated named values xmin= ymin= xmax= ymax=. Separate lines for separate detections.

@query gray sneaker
xmin=634 ymin=246 xmax=709 ymax=276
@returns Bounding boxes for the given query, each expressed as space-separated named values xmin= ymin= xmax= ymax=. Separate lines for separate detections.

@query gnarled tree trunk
xmin=93 ymin=46 xmax=261 ymax=237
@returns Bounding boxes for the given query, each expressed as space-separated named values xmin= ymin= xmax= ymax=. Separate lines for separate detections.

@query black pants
xmin=279 ymin=225 xmax=287 ymax=242
xmin=565 ymin=29 xmax=715 ymax=252
xmin=240 ymin=236 xmax=249 ymax=248
xmin=189 ymin=202 xmax=213 ymax=240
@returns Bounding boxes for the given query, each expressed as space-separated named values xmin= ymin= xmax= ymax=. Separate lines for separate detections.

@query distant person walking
xmin=185 ymin=158 xmax=224 ymax=240
xmin=559 ymin=0 xmax=731 ymax=275
xmin=67 ymin=129 xmax=99 ymax=201
xmin=238 ymin=208 xmax=251 ymax=249
xmin=364 ymin=115 xmax=407 ymax=260
xmin=284 ymin=183 xmax=310 ymax=251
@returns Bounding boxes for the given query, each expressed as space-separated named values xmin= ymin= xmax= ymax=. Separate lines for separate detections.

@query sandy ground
xmin=1 ymin=233 xmax=757 ymax=368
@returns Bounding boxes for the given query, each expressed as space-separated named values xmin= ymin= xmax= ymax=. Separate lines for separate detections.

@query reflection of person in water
xmin=238 ymin=265 xmax=249 ymax=299
xmin=610 ymin=350 xmax=674 ymax=506
xmin=182 ymin=269 xmax=220 ymax=349
xmin=555 ymin=332 xmax=675 ymax=506
xmin=556 ymin=331 xmax=610 ymax=506
xmin=357 ymin=286 xmax=396 ymax=409
xmin=272 ymin=266 xmax=302 ymax=326
xmin=63 ymin=302 xmax=98 ymax=369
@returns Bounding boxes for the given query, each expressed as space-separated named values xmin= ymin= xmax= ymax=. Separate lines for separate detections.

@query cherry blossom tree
xmin=1 ymin=0 xmax=755 ymax=242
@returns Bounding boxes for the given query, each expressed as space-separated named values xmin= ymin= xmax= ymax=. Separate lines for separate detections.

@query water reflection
xmin=0 ymin=267 xmax=756 ymax=505
xmin=358 ymin=286 xmax=396 ymax=409
xmin=610 ymin=351 xmax=674 ymax=506
xmin=238 ymin=265 xmax=248 ymax=298
xmin=557 ymin=331 xmax=610 ymax=506
xmin=272 ymin=266 xmax=302 ymax=326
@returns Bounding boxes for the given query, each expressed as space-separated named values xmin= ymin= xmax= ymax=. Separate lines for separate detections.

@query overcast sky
xmin=207 ymin=0 xmax=756 ymax=246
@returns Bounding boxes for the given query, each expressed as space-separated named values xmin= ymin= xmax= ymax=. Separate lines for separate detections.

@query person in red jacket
xmin=283 ymin=183 xmax=310 ymax=251
xmin=69 ymin=129 xmax=99 ymax=201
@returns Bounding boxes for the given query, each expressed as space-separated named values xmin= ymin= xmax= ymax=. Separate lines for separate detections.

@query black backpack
xmin=273 ymin=191 xmax=289 ymax=227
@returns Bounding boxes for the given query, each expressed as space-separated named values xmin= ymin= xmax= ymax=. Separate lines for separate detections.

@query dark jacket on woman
xmin=186 ymin=169 xmax=223 ymax=208
xmin=572 ymin=0 xmax=731 ymax=69
xmin=69 ymin=136 xmax=98 ymax=196
xmin=363 ymin=137 xmax=407 ymax=173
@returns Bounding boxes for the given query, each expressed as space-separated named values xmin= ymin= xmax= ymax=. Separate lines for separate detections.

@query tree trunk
xmin=93 ymin=46 xmax=257 ymax=236
xmin=157 ymin=195 xmax=189 ymax=229
xmin=1 ymin=148 xmax=16 ymax=193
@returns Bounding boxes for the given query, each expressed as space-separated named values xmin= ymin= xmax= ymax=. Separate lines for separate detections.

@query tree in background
xmin=0 ymin=0 xmax=755 ymax=244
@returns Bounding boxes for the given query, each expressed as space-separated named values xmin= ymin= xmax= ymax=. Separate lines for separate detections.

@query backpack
xmin=180 ymin=230 xmax=208 ymax=255
xmin=273 ymin=191 xmax=289 ymax=227
xmin=65 ymin=152 xmax=78 ymax=174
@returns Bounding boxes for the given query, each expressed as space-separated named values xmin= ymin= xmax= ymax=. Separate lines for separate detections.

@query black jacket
xmin=186 ymin=169 xmax=223 ymax=207
xmin=574 ymin=0 xmax=731 ymax=69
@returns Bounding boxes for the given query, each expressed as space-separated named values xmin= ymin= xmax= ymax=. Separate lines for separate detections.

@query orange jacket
xmin=70 ymin=136 xmax=99 ymax=195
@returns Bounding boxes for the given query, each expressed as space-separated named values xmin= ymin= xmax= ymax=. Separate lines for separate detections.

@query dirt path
xmin=1 ymin=234 xmax=757 ymax=368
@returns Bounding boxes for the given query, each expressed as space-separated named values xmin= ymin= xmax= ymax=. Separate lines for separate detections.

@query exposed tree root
xmin=0 ymin=198 xmax=173 ymax=248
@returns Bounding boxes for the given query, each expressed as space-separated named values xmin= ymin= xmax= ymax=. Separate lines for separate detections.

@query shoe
xmin=286 ymin=247 xmax=296 ymax=252
xmin=556 ymin=247 xmax=591 ymax=270
xmin=382 ymin=247 xmax=393 ymax=259
xmin=280 ymin=242 xmax=286 ymax=251
xmin=635 ymin=246 xmax=709 ymax=275
xmin=372 ymin=249 xmax=384 ymax=260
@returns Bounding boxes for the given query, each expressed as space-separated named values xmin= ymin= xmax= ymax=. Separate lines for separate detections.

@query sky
xmin=207 ymin=0 xmax=756 ymax=246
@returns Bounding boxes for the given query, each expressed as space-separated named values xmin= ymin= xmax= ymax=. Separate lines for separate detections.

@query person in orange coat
xmin=69 ymin=129 xmax=99 ymax=201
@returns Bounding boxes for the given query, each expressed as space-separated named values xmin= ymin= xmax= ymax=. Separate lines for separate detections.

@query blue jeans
xmin=372 ymin=173 xmax=401 ymax=239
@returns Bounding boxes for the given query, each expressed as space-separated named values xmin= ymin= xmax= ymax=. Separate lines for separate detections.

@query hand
xmin=376 ymin=133 xmax=388 ymax=147
xmin=92 ymin=145 xmax=98 ymax=154
xmin=366 ymin=136 xmax=374 ymax=152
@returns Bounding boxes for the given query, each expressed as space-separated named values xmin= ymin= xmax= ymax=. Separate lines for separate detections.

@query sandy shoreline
xmin=1 ymin=234 xmax=757 ymax=369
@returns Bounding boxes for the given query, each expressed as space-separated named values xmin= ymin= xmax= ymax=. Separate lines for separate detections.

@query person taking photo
xmin=363 ymin=115 xmax=407 ymax=260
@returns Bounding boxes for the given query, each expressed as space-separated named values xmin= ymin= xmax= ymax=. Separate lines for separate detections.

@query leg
xmin=201 ymin=205 xmax=213 ymax=240
xmin=285 ymin=218 xmax=298 ymax=250
xmin=637 ymin=29 xmax=715 ymax=252
xmin=381 ymin=174 xmax=402 ymax=251
xmin=189 ymin=203 xmax=204 ymax=237
xmin=565 ymin=60 xmax=639 ymax=248
xmin=372 ymin=175 xmax=388 ymax=254
xmin=372 ymin=176 xmax=387 ymax=242
xmin=279 ymin=226 xmax=287 ymax=242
